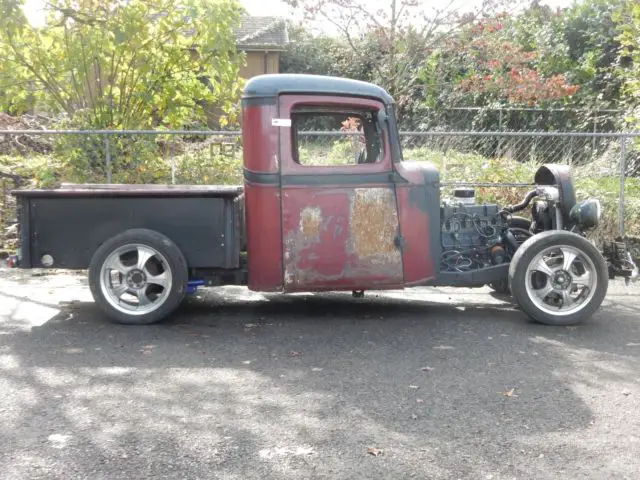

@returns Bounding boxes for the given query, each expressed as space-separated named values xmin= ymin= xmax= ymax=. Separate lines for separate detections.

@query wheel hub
xmin=523 ymin=243 xmax=599 ymax=319
xmin=552 ymin=270 xmax=572 ymax=290
xmin=126 ymin=269 xmax=147 ymax=289
xmin=100 ymin=243 xmax=174 ymax=317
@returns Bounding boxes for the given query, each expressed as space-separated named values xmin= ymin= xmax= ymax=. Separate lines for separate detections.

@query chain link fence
xmin=1 ymin=129 xmax=639 ymax=256
xmin=296 ymin=130 xmax=639 ymax=238
xmin=417 ymin=107 xmax=622 ymax=133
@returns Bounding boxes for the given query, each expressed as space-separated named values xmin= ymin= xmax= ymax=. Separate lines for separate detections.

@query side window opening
xmin=291 ymin=106 xmax=383 ymax=166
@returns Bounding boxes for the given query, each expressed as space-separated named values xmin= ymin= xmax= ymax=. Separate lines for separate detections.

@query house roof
xmin=235 ymin=15 xmax=289 ymax=51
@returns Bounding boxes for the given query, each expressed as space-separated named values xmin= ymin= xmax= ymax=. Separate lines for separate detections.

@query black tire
xmin=508 ymin=230 xmax=608 ymax=326
xmin=89 ymin=229 xmax=188 ymax=325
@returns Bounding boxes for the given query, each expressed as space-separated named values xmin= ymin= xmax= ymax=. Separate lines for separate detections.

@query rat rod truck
xmin=10 ymin=74 xmax=637 ymax=326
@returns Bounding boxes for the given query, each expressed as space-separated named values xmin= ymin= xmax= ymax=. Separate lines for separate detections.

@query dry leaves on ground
xmin=139 ymin=345 xmax=154 ymax=355
xmin=62 ymin=347 xmax=83 ymax=354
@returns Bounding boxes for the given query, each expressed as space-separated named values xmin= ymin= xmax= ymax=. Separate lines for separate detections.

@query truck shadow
xmin=1 ymin=287 xmax=639 ymax=478
xmin=179 ymin=288 xmax=522 ymax=324
xmin=3 ymin=284 xmax=639 ymax=361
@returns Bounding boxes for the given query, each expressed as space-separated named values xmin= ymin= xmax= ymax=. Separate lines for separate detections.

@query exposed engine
xmin=440 ymin=188 xmax=526 ymax=273
xmin=438 ymin=164 xmax=638 ymax=282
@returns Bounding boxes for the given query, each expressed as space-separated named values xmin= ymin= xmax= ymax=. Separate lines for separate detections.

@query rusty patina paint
xmin=282 ymin=187 xmax=404 ymax=290
xmin=349 ymin=188 xmax=399 ymax=259
xmin=394 ymin=160 xmax=441 ymax=284
xmin=299 ymin=206 xmax=322 ymax=240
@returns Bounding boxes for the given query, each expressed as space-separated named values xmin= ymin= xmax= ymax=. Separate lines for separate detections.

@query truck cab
xmin=241 ymin=74 xmax=439 ymax=293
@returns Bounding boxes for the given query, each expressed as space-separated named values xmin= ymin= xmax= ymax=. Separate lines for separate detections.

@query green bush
xmin=52 ymin=135 xmax=173 ymax=185
xmin=0 ymin=154 xmax=66 ymax=188
xmin=172 ymin=148 xmax=242 ymax=185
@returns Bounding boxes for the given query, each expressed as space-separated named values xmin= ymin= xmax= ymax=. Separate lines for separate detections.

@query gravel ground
xmin=1 ymin=267 xmax=639 ymax=480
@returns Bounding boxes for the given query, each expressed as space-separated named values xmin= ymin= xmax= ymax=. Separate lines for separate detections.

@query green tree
xmin=514 ymin=0 xmax=626 ymax=110
xmin=615 ymin=0 xmax=640 ymax=176
xmin=616 ymin=0 xmax=640 ymax=126
xmin=279 ymin=23 xmax=373 ymax=81
xmin=0 ymin=0 xmax=245 ymax=129
xmin=283 ymin=0 xmax=501 ymax=123
xmin=449 ymin=15 xmax=580 ymax=107
xmin=415 ymin=1 xmax=628 ymax=132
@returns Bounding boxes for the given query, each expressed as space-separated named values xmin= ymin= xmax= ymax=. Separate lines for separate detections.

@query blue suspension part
xmin=185 ymin=279 xmax=205 ymax=294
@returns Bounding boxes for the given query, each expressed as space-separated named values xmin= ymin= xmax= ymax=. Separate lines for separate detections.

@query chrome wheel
xmin=524 ymin=244 xmax=597 ymax=317
xmin=100 ymin=244 xmax=173 ymax=316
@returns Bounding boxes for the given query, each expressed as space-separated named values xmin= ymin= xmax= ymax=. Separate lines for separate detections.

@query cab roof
xmin=242 ymin=74 xmax=394 ymax=104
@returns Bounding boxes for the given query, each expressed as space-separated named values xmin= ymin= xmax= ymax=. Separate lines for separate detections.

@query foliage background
xmin=0 ymin=0 xmax=245 ymax=129
xmin=2 ymin=0 xmax=640 ymax=253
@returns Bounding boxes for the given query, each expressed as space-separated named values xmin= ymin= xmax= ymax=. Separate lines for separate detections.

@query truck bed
xmin=12 ymin=184 xmax=245 ymax=270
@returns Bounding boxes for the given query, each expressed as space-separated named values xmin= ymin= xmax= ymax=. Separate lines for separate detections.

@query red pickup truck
xmin=10 ymin=74 xmax=636 ymax=326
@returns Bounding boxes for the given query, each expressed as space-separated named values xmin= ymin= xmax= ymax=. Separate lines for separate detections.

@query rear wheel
xmin=508 ymin=231 xmax=608 ymax=325
xmin=89 ymin=229 xmax=188 ymax=325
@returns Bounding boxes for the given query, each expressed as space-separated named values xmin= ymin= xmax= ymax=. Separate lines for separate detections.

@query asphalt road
xmin=1 ymin=268 xmax=639 ymax=480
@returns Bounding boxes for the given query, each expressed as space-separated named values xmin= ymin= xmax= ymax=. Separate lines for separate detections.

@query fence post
xmin=169 ymin=141 xmax=175 ymax=185
xmin=104 ymin=135 xmax=112 ymax=184
xmin=619 ymin=135 xmax=627 ymax=237
xmin=592 ymin=111 xmax=597 ymax=161
xmin=497 ymin=108 xmax=503 ymax=157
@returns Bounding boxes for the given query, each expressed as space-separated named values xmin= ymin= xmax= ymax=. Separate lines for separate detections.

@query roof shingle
xmin=235 ymin=15 xmax=289 ymax=50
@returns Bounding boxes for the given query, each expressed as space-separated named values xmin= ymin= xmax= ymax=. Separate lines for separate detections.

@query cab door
xmin=277 ymin=94 xmax=404 ymax=292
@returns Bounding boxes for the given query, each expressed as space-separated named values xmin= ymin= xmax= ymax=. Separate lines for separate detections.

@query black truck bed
xmin=12 ymin=184 xmax=245 ymax=270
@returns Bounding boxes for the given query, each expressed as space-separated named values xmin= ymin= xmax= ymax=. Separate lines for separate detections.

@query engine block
xmin=440 ymin=203 xmax=502 ymax=249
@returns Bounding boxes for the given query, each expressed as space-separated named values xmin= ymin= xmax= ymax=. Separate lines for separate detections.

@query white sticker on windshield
xmin=272 ymin=118 xmax=292 ymax=127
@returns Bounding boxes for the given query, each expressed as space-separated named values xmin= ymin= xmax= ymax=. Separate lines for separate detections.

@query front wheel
xmin=508 ymin=231 xmax=608 ymax=326
xmin=89 ymin=229 xmax=188 ymax=325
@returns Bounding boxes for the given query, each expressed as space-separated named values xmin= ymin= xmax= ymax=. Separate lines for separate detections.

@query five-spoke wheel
xmin=525 ymin=245 xmax=596 ymax=316
xmin=509 ymin=231 xmax=608 ymax=325
xmin=101 ymin=244 xmax=173 ymax=316
xmin=89 ymin=229 xmax=188 ymax=325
